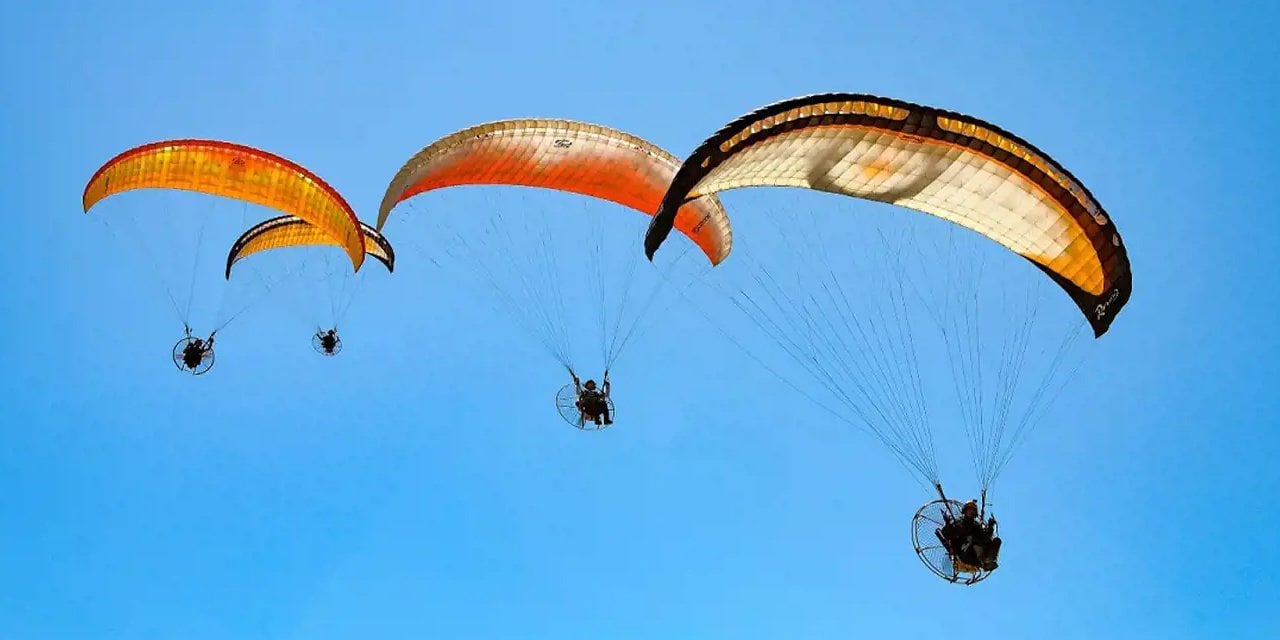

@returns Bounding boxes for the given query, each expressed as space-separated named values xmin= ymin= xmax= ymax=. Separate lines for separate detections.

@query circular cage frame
xmin=312 ymin=331 xmax=343 ymax=356
xmin=555 ymin=383 xmax=615 ymax=432
xmin=911 ymin=498 xmax=994 ymax=586
xmin=172 ymin=336 xmax=215 ymax=376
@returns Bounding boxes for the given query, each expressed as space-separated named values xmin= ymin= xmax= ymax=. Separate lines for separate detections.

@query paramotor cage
xmin=555 ymin=383 xmax=615 ymax=432
xmin=312 ymin=332 xmax=343 ymax=356
xmin=172 ymin=336 xmax=214 ymax=376
xmin=911 ymin=498 xmax=995 ymax=586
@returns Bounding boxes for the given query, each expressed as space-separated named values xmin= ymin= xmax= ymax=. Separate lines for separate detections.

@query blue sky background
xmin=2 ymin=1 xmax=1278 ymax=638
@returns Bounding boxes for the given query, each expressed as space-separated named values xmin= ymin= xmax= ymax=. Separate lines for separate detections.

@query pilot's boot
xmin=982 ymin=538 xmax=1001 ymax=571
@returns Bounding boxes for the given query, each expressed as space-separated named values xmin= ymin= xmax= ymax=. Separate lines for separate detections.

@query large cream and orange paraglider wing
xmin=644 ymin=93 xmax=1131 ymax=336
xmin=376 ymin=119 xmax=732 ymax=266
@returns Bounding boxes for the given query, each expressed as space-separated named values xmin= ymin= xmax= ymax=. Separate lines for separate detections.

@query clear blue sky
xmin=2 ymin=1 xmax=1278 ymax=638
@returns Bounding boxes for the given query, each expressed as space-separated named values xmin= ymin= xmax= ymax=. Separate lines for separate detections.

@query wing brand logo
xmin=692 ymin=213 xmax=710 ymax=233
xmin=1095 ymin=288 xmax=1121 ymax=320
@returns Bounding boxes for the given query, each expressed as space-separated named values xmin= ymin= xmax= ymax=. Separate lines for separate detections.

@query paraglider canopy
xmin=376 ymin=118 xmax=733 ymax=267
xmin=643 ymin=92 xmax=1132 ymax=337
xmin=84 ymin=139 xmax=368 ymax=272
xmin=224 ymin=215 xmax=395 ymax=279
